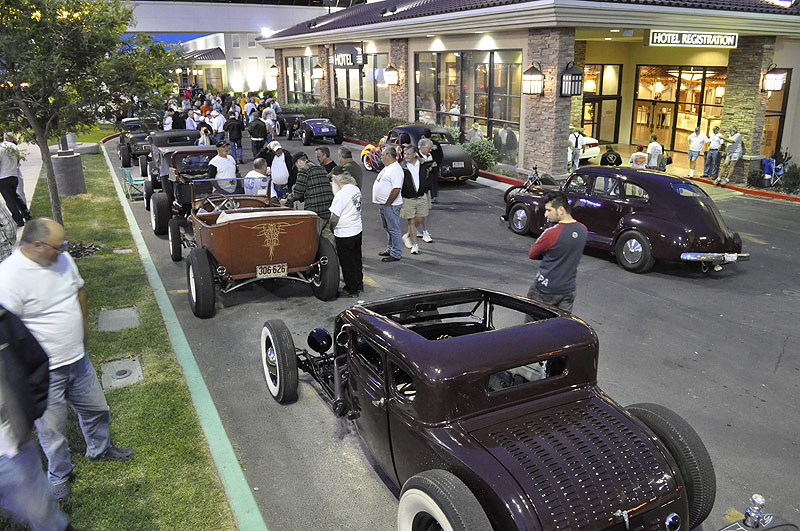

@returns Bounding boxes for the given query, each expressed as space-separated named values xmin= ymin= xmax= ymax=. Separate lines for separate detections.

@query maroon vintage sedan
xmin=260 ymin=288 xmax=719 ymax=530
xmin=504 ymin=167 xmax=749 ymax=273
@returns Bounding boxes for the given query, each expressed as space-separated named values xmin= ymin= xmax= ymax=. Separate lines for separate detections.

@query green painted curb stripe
xmin=100 ymin=146 xmax=268 ymax=531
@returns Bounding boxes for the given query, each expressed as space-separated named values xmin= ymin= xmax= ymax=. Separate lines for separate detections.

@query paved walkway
xmin=2 ymin=142 xmax=44 ymax=239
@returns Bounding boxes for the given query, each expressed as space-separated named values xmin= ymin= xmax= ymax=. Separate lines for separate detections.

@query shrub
xmin=781 ymin=162 xmax=800 ymax=194
xmin=460 ymin=138 xmax=497 ymax=170
xmin=747 ymin=169 xmax=765 ymax=188
xmin=443 ymin=125 xmax=462 ymax=142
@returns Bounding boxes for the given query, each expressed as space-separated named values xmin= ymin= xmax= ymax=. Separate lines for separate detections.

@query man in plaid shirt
xmin=281 ymin=152 xmax=335 ymax=240
xmin=0 ymin=201 xmax=16 ymax=261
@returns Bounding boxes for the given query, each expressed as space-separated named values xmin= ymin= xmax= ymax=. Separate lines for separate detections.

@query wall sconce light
xmin=197 ymin=69 xmax=203 ymax=75
xmin=583 ymin=78 xmax=597 ymax=93
xmin=560 ymin=61 xmax=583 ymax=97
xmin=175 ymin=67 xmax=183 ymax=74
xmin=762 ymin=64 xmax=785 ymax=92
xmin=522 ymin=63 xmax=544 ymax=96
xmin=384 ymin=64 xmax=399 ymax=85
xmin=269 ymin=64 xmax=279 ymax=78
xmin=311 ymin=63 xmax=325 ymax=80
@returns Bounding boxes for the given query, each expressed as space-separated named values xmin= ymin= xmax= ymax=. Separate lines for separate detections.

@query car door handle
xmin=371 ymin=398 xmax=385 ymax=408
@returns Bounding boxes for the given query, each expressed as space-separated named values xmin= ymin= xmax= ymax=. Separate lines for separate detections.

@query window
xmin=623 ymin=182 xmax=649 ymax=201
xmin=333 ymin=53 xmax=390 ymax=117
xmin=354 ymin=335 xmax=383 ymax=374
xmin=247 ymin=33 xmax=256 ymax=48
xmin=592 ymin=176 xmax=619 ymax=196
xmin=285 ymin=56 xmax=320 ymax=104
xmin=247 ymin=58 xmax=259 ymax=91
xmin=231 ymin=34 xmax=240 ymax=48
xmin=583 ymin=64 xmax=622 ymax=143
xmin=486 ymin=357 xmax=567 ymax=392
xmin=671 ymin=182 xmax=705 ymax=197
xmin=391 ymin=363 xmax=416 ymax=402
xmin=762 ymin=68 xmax=791 ymax=157
xmin=232 ymin=58 xmax=243 ymax=92
xmin=565 ymin=175 xmax=588 ymax=193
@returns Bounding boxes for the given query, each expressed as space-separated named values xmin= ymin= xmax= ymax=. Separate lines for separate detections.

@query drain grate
xmin=100 ymin=358 xmax=143 ymax=389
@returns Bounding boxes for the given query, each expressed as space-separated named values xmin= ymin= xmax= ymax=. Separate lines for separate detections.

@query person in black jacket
xmin=399 ymin=146 xmax=432 ymax=255
xmin=600 ymin=145 xmax=622 ymax=166
xmin=224 ymin=112 xmax=245 ymax=163
xmin=0 ymin=306 xmax=70 ymax=530
xmin=421 ymin=128 xmax=442 ymax=202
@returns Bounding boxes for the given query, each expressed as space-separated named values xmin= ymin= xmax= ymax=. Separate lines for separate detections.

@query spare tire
xmin=627 ymin=403 xmax=716 ymax=530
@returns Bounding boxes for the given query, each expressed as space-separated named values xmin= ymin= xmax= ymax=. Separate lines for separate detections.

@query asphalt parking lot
xmin=107 ymin=135 xmax=800 ymax=530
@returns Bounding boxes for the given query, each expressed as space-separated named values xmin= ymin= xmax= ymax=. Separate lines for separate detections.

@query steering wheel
xmin=203 ymin=195 xmax=239 ymax=212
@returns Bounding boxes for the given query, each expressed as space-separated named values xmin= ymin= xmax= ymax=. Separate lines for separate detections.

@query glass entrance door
xmin=632 ymin=100 xmax=675 ymax=149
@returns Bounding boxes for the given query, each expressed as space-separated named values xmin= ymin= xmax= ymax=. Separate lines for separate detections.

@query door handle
xmin=371 ymin=398 xmax=385 ymax=408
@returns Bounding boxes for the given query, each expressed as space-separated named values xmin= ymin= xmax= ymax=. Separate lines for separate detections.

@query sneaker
xmin=381 ymin=256 xmax=401 ymax=262
xmin=378 ymin=250 xmax=390 ymax=257
xmin=52 ymin=481 xmax=71 ymax=501
xmin=721 ymin=178 xmax=730 ymax=186
xmin=422 ymin=231 xmax=433 ymax=243
xmin=88 ymin=445 xmax=134 ymax=462
xmin=713 ymin=177 xmax=722 ymax=185
xmin=401 ymin=234 xmax=412 ymax=249
xmin=411 ymin=244 xmax=419 ymax=255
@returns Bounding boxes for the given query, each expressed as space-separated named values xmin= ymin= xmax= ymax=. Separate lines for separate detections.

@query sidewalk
xmin=7 ymin=142 xmax=43 ymax=238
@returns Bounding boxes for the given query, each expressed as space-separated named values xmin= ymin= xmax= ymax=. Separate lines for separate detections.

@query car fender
xmin=360 ymin=144 xmax=378 ymax=160
xmin=615 ymin=214 xmax=687 ymax=261
xmin=507 ymin=195 xmax=546 ymax=234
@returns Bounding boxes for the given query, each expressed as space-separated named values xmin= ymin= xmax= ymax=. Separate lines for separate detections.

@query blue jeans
xmin=704 ymin=149 xmax=721 ymax=178
xmin=231 ymin=140 xmax=243 ymax=161
xmin=35 ymin=355 xmax=110 ymax=486
xmin=379 ymin=204 xmax=403 ymax=258
xmin=0 ymin=439 xmax=68 ymax=530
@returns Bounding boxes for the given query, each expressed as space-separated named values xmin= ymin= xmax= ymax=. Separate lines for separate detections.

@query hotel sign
xmin=648 ymin=31 xmax=738 ymax=48
xmin=332 ymin=43 xmax=364 ymax=69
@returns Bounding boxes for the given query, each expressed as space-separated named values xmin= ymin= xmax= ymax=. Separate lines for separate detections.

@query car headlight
xmin=665 ymin=513 xmax=681 ymax=531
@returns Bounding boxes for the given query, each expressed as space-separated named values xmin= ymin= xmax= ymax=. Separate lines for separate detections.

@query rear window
xmin=428 ymin=132 xmax=452 ymax=145
xmin=487 ymin=357 xmax=567 ymax=392
xmin=623 ymin=182 xmax=649 ymax=201
xmin=174 ymin=153 xmax=213 ymax=173
xmin=671 ymin=183 xmax=706 ymax=197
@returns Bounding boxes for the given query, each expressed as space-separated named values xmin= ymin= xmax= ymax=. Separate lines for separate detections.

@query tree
xmin=0 ymin=0 xmax=182 ymax=223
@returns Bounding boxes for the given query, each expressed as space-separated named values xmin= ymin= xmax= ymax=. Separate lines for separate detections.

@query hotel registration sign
xmin=648 ymin=31 xmax=738 ymax=48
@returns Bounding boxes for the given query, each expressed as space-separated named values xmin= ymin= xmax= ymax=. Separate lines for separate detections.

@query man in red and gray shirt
xmin=526 ymin=191 xmax=587 ymax=315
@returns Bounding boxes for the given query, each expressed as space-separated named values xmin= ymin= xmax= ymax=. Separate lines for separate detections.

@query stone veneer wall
xmin=570 ymin=40 xmax=586 ymax=129
xmin=274 ymin=49 xmax=286 ymax=104
xmin=389 ymin=39 xmax=409 ymax=120
xmin=721 ymin=36 xmax=775 ymax=182
xmin=523 ymin=28 xmax=576 ymax=177
xmin=317 ymin=45 xmax=332 ymax=107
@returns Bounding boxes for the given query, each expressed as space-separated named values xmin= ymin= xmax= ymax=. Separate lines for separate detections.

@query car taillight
xmin=587 ymin=142 xmax=598 ymax=148
xmin=664 ymin=512 xmax=681 ymax=531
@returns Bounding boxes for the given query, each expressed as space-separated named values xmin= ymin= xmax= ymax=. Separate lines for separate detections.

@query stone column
xmin=523 ymin=28 xmax=576 ymax=177
xmin=274 ymin=49 xmax=287 ymax=104
xmin=570 ymin=40 xmax=586 ymax=128
xmin=721 ymin=36 xmax=776 ymax=183
xmin=317 ymin=45 xmax=332 ymax=107
xmin=389 ymin=38 xmax=409 ymax=120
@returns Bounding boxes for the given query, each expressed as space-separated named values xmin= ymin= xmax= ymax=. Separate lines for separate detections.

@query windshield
xmin=173 ymin=152 xmax=214 ymax=174
xmin=671 ymin=183 xmax=707 ymax=197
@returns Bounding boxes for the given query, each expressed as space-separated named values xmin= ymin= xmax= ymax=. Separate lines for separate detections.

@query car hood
xmin=468 ymin=395 xmax=682 ymax=529
xmin=674 ymin=196 xmax=742 ymax=252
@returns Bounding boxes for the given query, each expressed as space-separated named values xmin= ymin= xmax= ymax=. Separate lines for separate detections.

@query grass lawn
xmin=4 ymin=150 xmax=237 ymax=530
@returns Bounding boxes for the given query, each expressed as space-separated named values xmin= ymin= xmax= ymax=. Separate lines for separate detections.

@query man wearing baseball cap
xmin=207 ymin=140 xmax=240 ymax=194
xmin=258 ymin=140 xmax=295 ymax=198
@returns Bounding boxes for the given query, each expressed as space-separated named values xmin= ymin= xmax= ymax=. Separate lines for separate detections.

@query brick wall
xmin=523 ymin=28 xmax=575 ymax=177
xmin=390 ymin=38 xmax=409 ymax=120
xmin=317 ymin=45 xmax=332 ymax=107
xmin=274 ymin=49 xmax=286 ymax=104
xmin=722 ymin=36 xmax=775 ymax=182
xmin=570 ymin=40 xmax=586 ymax=128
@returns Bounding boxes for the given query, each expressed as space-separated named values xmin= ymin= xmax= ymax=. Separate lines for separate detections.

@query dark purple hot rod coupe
xmin=261 ymin=288 xmax=722 ymax=530
xmin=504 ymin=167 xmax=749 ymax=273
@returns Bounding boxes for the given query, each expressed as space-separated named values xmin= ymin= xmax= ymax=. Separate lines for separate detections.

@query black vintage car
xmin=261 ymin=288 xmax=719 ymax=531
xmin=275 ymin=111 xmax=305 ymax=140
xmin=360 ymin=125 xmax=478 ymax=181
xmin=117 ymin=117 xmax=158 ymax=168
xmin=142 ymin=129 xmax=201 ymax=210
xmin=504 ymin=167 xmax=750 ymax=273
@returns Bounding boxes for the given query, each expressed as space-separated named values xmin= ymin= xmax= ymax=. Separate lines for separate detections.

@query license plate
xmin=453 ymin=161 xmax=464 ymax=168
xmin=321 ymin=128 xmax=330 ymax=133
xmin=724 ymin=253 xmax=737 ymax=263
xmin=256 ymin=263 xmax=288 ymax=278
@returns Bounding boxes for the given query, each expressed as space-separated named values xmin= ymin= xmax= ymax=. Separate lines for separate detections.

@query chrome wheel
xmin=188 ymin=262 xmax=197 ymax=303
xmin=622 ymin=238 xmax=643 ymax=264
xmin=512 ymin=207 xmax=528 ymax=232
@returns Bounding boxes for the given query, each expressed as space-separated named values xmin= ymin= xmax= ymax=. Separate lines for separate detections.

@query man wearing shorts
xmin=686 ymin=127 xmax=708 ymax=178
xmin=399 ymin=146 xmax=431 ymax=255
xmin=716 ymin=126 xmax=743 ymax=186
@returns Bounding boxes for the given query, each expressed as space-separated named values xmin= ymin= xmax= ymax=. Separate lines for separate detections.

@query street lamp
xmin=384 ymin=64 xmax=399 ymax=85
xmin=522 ymin=63 xmax=544 ymax=96
xmin=560 ymin=61 xmax=583 ymax=97
xmin=312 ymin=63 xmax=325 ymax=80
xmin=269 ymin=64 xmax=279 ymax=78
xmin=762 ymin=64 xmax=786 ymax=92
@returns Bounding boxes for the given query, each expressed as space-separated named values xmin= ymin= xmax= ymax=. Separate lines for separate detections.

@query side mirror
xmin=307 ymin=328 xmax=332 ymax=354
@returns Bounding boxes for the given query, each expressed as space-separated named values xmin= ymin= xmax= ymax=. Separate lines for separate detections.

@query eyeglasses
xmin=39 ymin=240 xmax=69 ymax=253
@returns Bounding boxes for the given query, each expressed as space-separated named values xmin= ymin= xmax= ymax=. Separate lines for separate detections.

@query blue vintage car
xmin=299 ymin=118 xmax=344 ymax=146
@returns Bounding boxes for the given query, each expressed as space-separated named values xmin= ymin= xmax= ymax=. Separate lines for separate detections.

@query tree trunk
xmin=34 ymin=136 xmax=63 ymax=226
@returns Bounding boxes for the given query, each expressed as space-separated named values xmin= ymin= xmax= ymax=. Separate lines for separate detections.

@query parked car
xmin=360 ymin=125 xmax=478 ymax=181
xmin=275 ymin=111 xmax=305 ymax=140
xmin=503 ymin=167 xmax=749 ymax=273
xmin=261 ymin=288 xmax=716 ymax=530
xmin=117 ymin=117 xmax=158 ymax=168
xmin=142 ymin=129 xmax=201 ymax=210
xmin=299 ymin=118 xmax=344 ymax=146
xmin=569 ymin=132 xmax=601 ymax=163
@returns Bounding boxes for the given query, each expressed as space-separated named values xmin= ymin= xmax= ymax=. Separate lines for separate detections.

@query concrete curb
xmin=684 ymin=175 xmax=800 ymax=203
xmin=99 ymin=139 xmax=268 ymax=531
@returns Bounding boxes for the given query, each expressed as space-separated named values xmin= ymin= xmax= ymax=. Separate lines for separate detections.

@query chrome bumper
xmin=680 ymin=252 xmax=750 ymax=263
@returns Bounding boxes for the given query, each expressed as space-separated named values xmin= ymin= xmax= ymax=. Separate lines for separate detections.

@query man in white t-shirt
xmin=243 ymin=99 xmax=256 ymax=125
xmin=0 ymin=219 xmax=133 ymax=501
xmin=329 ymin=167 xmax=363 ymax=297
xmin=630 ymin=145 xmax=648 ymax=169
xmin=686 ymin=126 xmax=708 ymax=177
xmin=646 ymin=134 xmax=663 ymax=170
xmin=209 ymin=110 xmax=226 ymax=143
xmin=568 ymin=127 xmax=585 ymax=172
xmin=716 ymin=125 xmax=744 ymax=186
xmin=207 ymin=141 xmax=239 ymax=194
xmin=372 ymin=146 xmax=404 ymax=262
xmin=703 ymin=126 xmax=723 ymax=179
xmin=243 ymin=158 xmax=277 ymax=201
